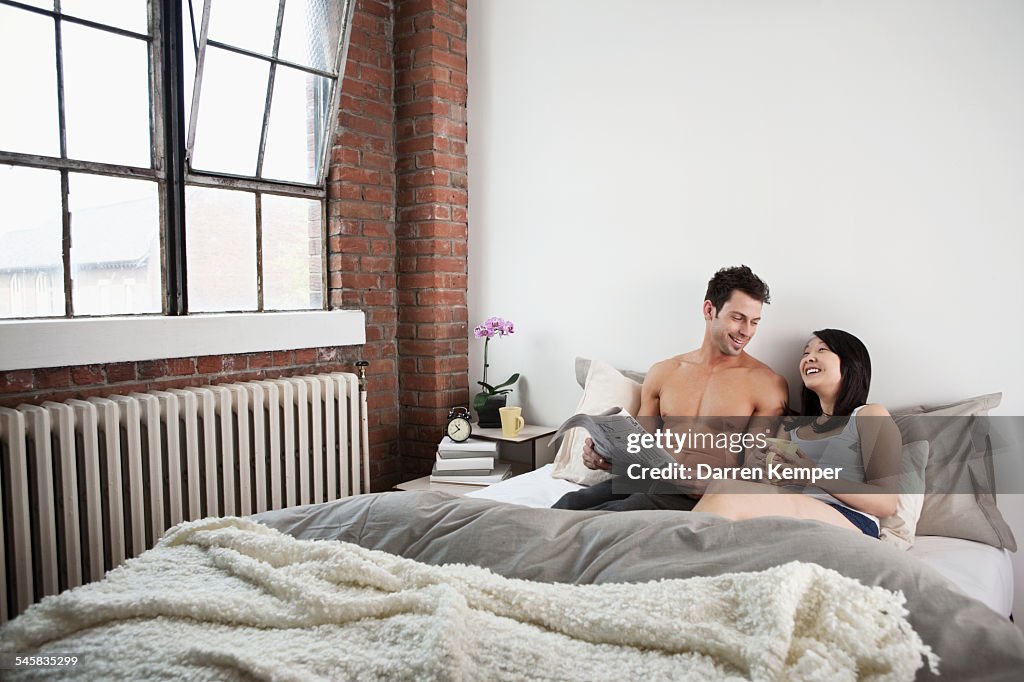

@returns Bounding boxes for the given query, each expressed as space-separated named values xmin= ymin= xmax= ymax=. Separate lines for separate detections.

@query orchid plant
xmin=473 ymin=316 xmax=519 ymax=411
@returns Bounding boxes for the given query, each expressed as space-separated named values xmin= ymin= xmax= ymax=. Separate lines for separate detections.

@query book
xmin=434 ymin=453 xmax=496 ymax=472
xmin=429 ymin=461 xmax=512 ymax=485
xmin=437 ymin=436 xmax=499 ymax=459
xmin=429 ymin=467 xmax=494 ymax=477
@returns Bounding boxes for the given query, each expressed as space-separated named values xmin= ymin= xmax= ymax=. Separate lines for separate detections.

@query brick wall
xmin=0 ymin=350 xmax=366 ymax=407
xmin=394 ymin=0 xmax=470 ymax=475
xmin=328 ymin=0 xmax=403 ymax=488
xmin=0 ymin=0 xmax=470 ymax=489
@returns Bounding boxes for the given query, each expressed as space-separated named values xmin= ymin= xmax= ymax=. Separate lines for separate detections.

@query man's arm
xmin=637 ymin=360 xmax=668 ymax=422
xmin=741 ymin=372 xmax=789 ymax=468
xmin=753 ymin=372 xmax=789 ymax=418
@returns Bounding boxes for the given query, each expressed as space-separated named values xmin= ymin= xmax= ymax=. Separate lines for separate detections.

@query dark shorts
xmin=826 ymin=503 xmax=879 ymax=538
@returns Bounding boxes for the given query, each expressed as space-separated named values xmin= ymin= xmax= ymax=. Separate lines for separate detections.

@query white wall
xmin=467 ymin=0 xmax=1024 ymax=621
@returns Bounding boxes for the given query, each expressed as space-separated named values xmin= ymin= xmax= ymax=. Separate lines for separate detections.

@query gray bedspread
xmin=254 ymin=491 xmax=1024 ymax=681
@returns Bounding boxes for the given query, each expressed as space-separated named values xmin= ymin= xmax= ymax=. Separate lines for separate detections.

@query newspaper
xmin=549 ymin=407 xmax=676 ymax=469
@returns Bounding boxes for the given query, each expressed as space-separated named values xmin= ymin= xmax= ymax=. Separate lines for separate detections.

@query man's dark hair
xmin=799 ymin=328 xmax=872 ymax=433
xmin=704 ymin=265 xmax=771 ymax=314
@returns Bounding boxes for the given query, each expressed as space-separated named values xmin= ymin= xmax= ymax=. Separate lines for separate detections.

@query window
xmin=0 ymin=0 xmax=351 ymax=319
xmin=36 ymin=271 xmax=56 ymax=315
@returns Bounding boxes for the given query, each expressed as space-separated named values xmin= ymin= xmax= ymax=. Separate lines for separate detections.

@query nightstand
xmin=467 ymin=424 xmax=559 ymax=469
xmin=394 ymin=423 xmax=558 ymax=495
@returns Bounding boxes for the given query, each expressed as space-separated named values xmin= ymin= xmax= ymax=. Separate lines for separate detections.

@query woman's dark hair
xmin=798 ymin=328 xmax=872 ymax=433
xmin=704 ymin=265 xmax=770 ymax=313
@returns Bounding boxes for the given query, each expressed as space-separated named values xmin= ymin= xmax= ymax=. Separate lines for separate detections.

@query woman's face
xmin=800 ymin=335 xmax=842 ymax=392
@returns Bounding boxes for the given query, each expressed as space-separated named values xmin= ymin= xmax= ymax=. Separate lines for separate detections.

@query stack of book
xmin=429 ymin=437 xmax=511 ymax=485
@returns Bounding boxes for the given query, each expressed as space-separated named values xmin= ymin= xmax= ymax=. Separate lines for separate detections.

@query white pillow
xmin=550 ymin=360 xmax=642 ymax=486
xmin=878 ymin=440 xmax=929 ymax=550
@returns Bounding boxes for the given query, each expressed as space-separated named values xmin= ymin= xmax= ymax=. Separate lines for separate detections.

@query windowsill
xmin=0 ymin=310 xmax=366 ymax=372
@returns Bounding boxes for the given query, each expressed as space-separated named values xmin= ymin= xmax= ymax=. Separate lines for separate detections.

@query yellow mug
xmin=764 ymin=437 xmax=800 ymax=456
xmin=499 ymin=406 xmax=525 ymax=437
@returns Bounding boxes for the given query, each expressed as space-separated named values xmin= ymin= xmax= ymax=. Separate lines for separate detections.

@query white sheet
xmin=908 ymin=535 xmax=1014 ymax=619
xmin=469 ymin=466 xmax=1015 ymax=618
xmin=466 ymin=464 xmax=580 ymax=507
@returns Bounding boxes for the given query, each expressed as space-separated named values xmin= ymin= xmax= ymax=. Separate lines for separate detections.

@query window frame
xmin=0 ymin=0 xmax=354 ymax=320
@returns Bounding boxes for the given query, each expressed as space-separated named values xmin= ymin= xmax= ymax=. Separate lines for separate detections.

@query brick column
xmin=394 ymin=0 xmax=470 ymax=474
xmin=328 ymin=0 xmax=402 ymax=487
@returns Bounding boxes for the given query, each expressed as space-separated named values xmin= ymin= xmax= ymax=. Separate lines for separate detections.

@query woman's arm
xmin=827 ymin=404 xmax=899 ymax=517
xmin=770 ymin=405 xmax=900 ymax=518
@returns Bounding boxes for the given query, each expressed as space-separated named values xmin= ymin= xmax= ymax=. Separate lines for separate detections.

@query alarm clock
xmin=446 ymin=407 xmax=472 ymax=442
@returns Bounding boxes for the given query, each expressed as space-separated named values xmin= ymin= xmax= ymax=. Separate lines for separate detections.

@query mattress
xmin=469 ymin=465 xmax=1016 ymax=619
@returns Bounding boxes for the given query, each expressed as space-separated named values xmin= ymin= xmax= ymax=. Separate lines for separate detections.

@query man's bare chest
xmin=658 ymin=368 xmax=757 ymax=417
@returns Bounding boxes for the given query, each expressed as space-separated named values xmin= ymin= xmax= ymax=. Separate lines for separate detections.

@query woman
xmin=692 ymin=329 xmax=900 ymax=537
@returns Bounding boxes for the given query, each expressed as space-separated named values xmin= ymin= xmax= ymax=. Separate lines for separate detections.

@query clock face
xmin=447 ymin=417 xmax=471 ymax=442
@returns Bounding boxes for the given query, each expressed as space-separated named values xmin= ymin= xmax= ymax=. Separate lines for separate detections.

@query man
xmin=553 ymin=264 xmax=788 ymax=511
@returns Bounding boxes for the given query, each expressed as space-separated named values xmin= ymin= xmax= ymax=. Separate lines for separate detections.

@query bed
xmin=256 ymin=490 xmax=1024 ymax=680
xmin=1 ymin=367 xmax=1022 ymax=679
xmin=0 ymin=479 xmax=1021 ymax=679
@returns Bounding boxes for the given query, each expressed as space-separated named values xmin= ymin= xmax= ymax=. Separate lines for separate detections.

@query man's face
xmin=706 ymin=291 xmax=763 ymax=356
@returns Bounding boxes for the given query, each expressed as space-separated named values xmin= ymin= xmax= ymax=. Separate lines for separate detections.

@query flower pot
xmin=475 ymin=394 xmax=507 ymax=428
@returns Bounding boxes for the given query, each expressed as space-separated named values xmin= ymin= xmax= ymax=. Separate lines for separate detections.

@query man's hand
xmin=581 ymin=438 xmax=612 ymax=471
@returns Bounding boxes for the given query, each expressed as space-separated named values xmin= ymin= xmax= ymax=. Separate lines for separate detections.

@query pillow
xmin=893 ymin=392 xmax=1002 ymax=417
xmin=878 ymin=440 xmax=929 ymax=551
xmin=574 ymin=357 xmax=646 ymax=389
xmin=892 ymin=393 xmax=1016 ymax=551
xmin=551 ymin=359 xmax=642 ymax=486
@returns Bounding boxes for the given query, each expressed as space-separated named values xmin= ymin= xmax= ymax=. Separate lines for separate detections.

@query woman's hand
xmin=766 ymin=444 xmax=819 ymax=483
xmin=581 ymin=438 xmax=612 ymax=471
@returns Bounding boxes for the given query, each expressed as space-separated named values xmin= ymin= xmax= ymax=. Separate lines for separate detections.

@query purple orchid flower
xmin=475 ymin=316 xmax=517 ymax=400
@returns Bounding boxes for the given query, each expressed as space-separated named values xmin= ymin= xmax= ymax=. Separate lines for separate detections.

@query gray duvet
xmin=254 ymin=491 xmax=1024 ymax=681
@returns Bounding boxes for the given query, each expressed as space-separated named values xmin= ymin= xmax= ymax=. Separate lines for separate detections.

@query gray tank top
xmin=788 ymin=406 xmax=879 ymax=530
xmin=789 ymin=405 xmax=868 ymax=484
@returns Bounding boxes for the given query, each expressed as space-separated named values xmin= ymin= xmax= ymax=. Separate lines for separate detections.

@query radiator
xmin=0 ymin=372 xmax=369 ymax=623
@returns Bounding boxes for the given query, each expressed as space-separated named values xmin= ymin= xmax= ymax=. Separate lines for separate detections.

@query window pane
xmin=0 ymin=6 xmax=60 ymax=156
xmin=190 ymin=47 xmax=268 ymax=176
xmin=262 ymin=194 xmax=321 ymax=310
xmin=62 ymin=23 xmax=151 ymax=167
xmin=0 ymin=166 xmax=63 ymax=318
xmin=185 ymin=186 xmax=257 ymax=312
xmin=60 ymin=0 xmax=148 ymax=35
xmin=262 ymin=66 xmax=330 ymax=184
xmin=69 ymin=174 xmax=161 ymax=316
xmin=279 ymin=0 xmax=344 ymax=73
xmin=207 ymin=0 xmax=279 ymax=56
xmin=183 ymin=0 xmax=198 ymax=135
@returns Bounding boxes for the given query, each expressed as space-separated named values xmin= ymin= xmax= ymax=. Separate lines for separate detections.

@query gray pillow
xmin=892 ymin=393 xmax=1014 ymax=550
xmin=893 ymin=392 xmax=1002 ymax=417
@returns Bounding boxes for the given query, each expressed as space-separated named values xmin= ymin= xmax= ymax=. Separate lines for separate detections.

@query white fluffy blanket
xmin=0 ymin=517 xmax=936 ymax=681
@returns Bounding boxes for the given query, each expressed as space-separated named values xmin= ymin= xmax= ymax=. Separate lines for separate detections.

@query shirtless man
xmin=552 ymin=265 xmax=789 ymax=511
